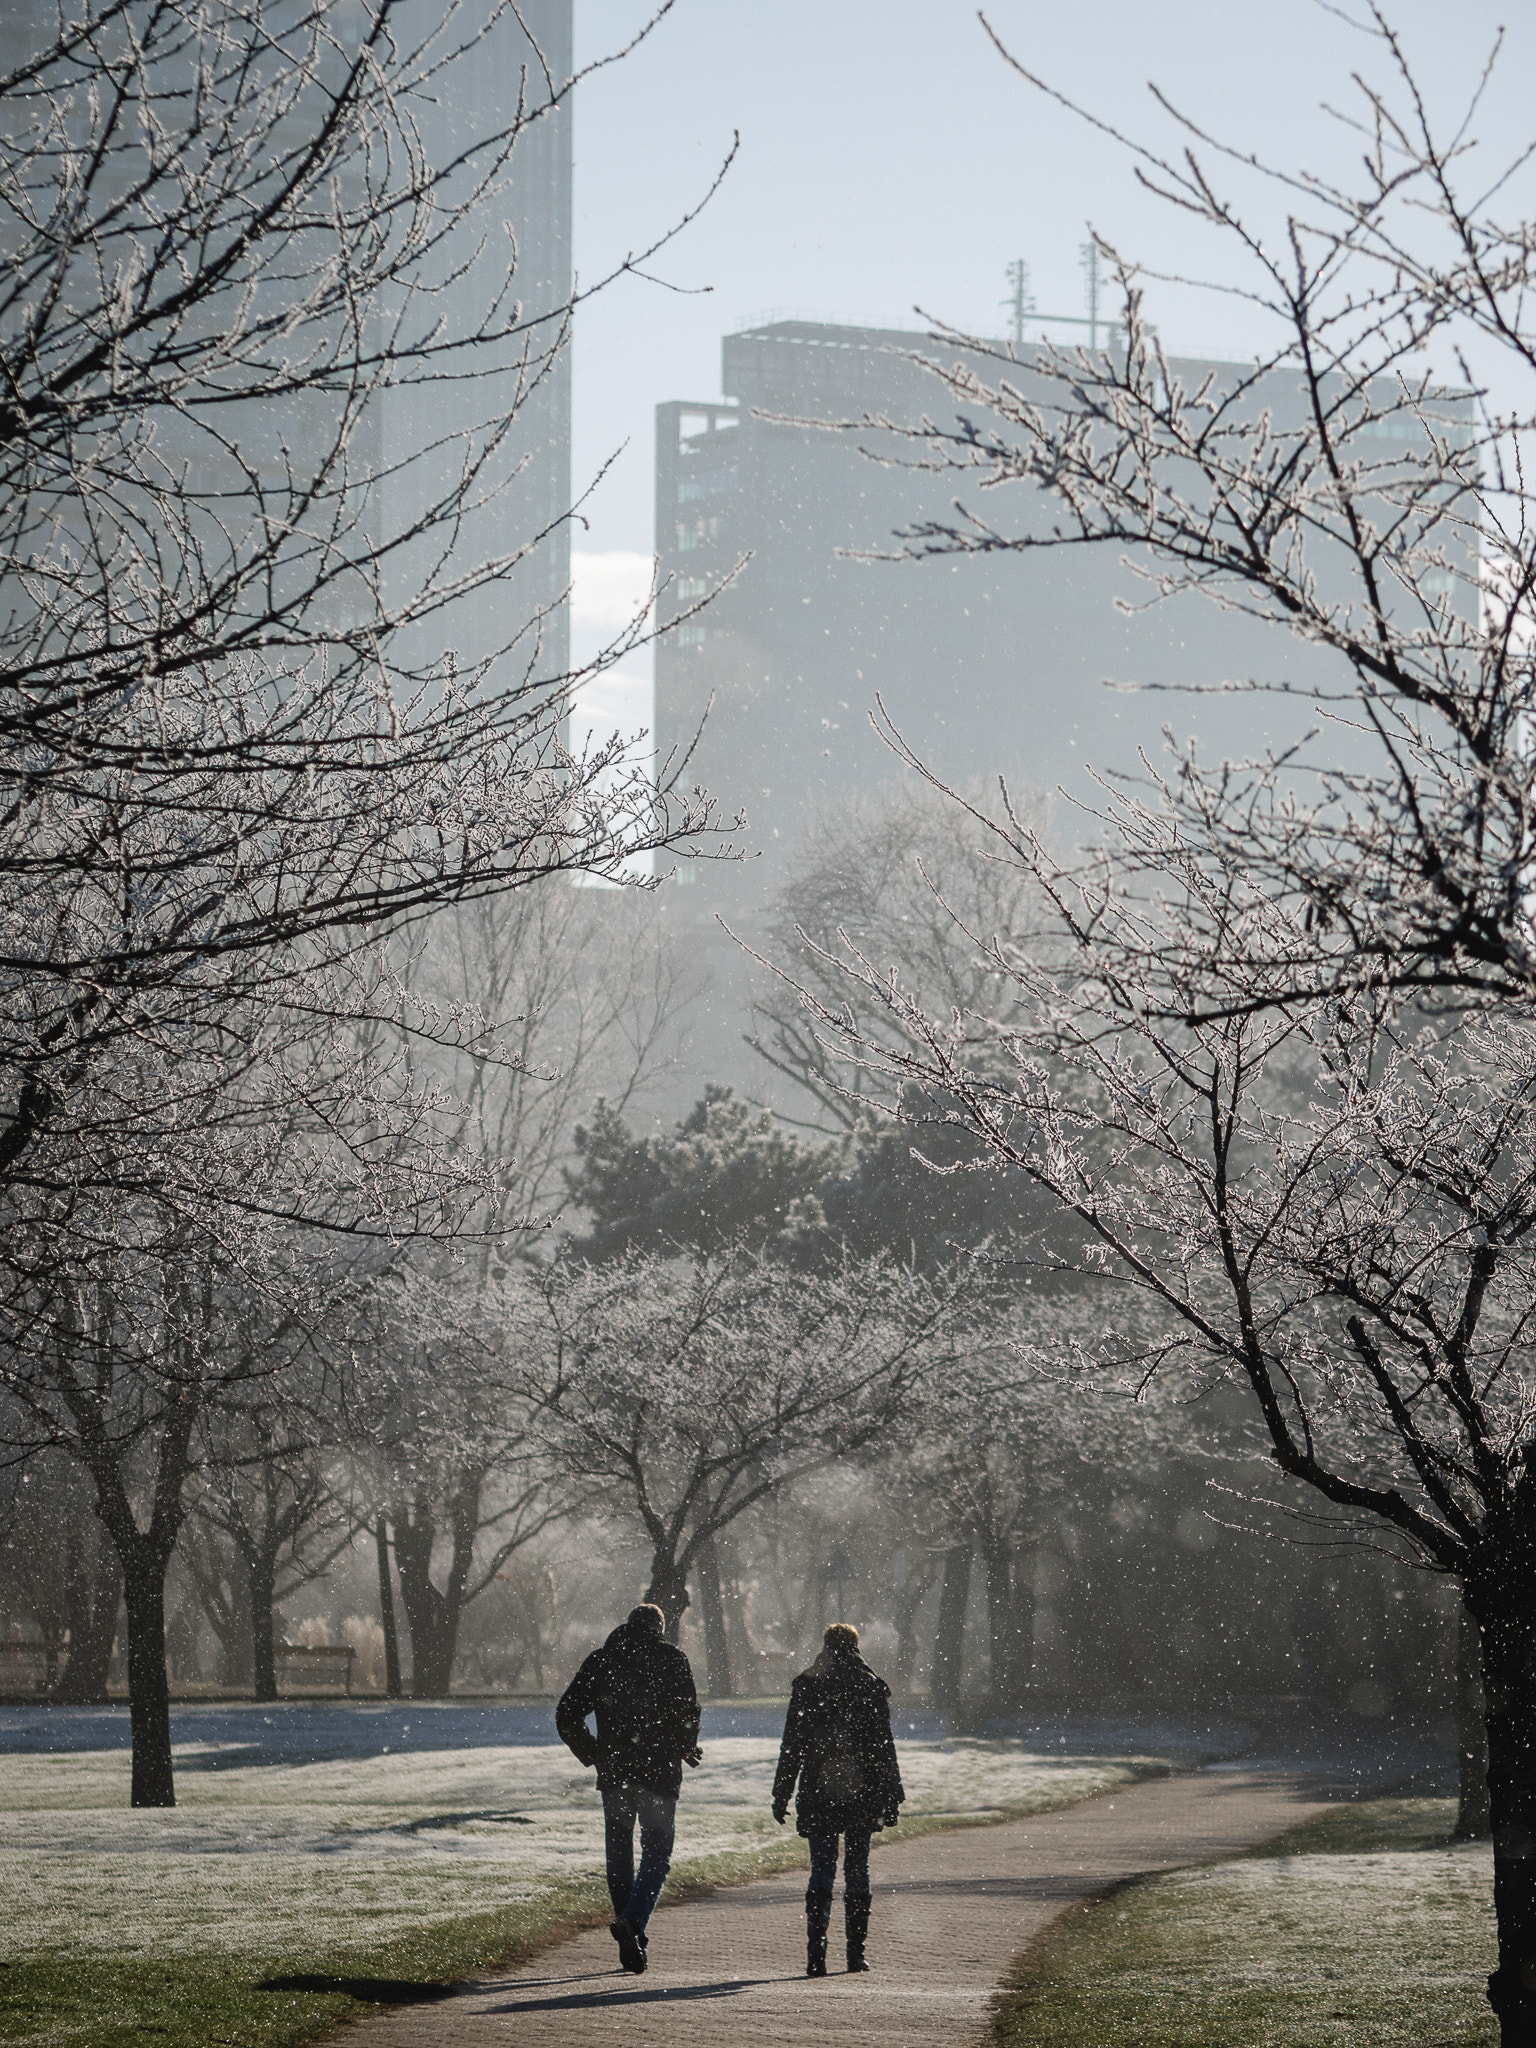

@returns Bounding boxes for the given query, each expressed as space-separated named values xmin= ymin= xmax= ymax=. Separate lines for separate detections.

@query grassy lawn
xmin=0 ymin=1724 xmax=1161 ymax=2047
xmin=995 ymin=1787 xmax=1497 ymax=2048
xmin=0 ymin=1858 xmax=768 ymax=2048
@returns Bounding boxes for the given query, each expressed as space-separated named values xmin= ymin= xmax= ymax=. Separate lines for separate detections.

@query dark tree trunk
xmin=1478 ymin=1576 xmax=1536 ymax=2045
xmin=695 ymin=1536 xmax=733 ymax=1698
xmin=54 ymin=1518 xmax=121 ymax=1703
xmin=392 ymin=1475 xmax=481 ymax=1698
xmin=122 ymin=1547 xmax=175 ymax=1807
xmin=645 ymin=1553 xmax=691 ymax=1642
xmin=376 ymin=1518 xmax=402 ymax=1700
xmin=250 ymin=1547 xmax=279 ymax=1702
xmin=1457 ymin=1599 xmax=1491 ymax=1841
xmin=893 ymin=1550 xmax=937 ymax=1692
xmin=931 ymin=1543 xmax=972 ymax=1711
xmin=224 ymin=1562 xmax=254 ymax=1689
xmin=982 ymin=1541 xmax=1020 ymax=1708
xmin=981 ymin=1542 xmax=1034 ymax=1711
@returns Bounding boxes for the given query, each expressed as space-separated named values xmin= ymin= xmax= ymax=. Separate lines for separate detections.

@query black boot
xmin=845 ymin=1891 xmax=872 ymax=1973
xmin=805 ymin=1887 xmax=832 ymax=1977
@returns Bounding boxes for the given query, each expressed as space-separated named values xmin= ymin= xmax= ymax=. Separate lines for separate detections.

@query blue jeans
xmin=807 ymin=1830 xmax=871 ymax=1896
xmin=601 ymin=1785 xmax=676 ymax=1932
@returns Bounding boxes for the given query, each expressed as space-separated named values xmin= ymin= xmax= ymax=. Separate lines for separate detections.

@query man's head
xmin=627 ymin=1602 xmax=665 ymax=1634
xmin=822 ymin=1622 xmax=859 ymax=1658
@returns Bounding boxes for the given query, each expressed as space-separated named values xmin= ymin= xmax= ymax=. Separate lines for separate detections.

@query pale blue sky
xmin=569 ymin=0 xmax=1534 ymax=561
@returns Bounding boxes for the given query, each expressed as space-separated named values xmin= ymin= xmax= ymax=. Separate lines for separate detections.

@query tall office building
xmin=655 ymin=319 xmax=1366 ymax=918
xmin=384 ymin=0 xmax=573 ymax=687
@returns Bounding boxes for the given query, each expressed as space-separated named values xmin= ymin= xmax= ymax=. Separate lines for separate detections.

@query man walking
xmin=556 ymin=1602 xmax=702 ymax=1974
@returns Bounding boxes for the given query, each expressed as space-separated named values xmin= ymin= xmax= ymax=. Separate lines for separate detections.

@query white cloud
xmin=570 ymin=666 xmax=651 ymax=751
xmin=571 ymin=548 xmax=655 ymax=638
xmin=568 ymin=553 xmax=658 ymax=884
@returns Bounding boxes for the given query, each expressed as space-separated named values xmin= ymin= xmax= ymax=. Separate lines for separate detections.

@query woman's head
xmin=817 ymin=1622 xmax=860 ymax=1666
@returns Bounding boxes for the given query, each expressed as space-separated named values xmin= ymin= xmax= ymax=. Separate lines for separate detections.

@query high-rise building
xmin=655 ymin=318 xmax=1362 ymax=918
xmin=385 ymin=0 xmax=573 ymax=687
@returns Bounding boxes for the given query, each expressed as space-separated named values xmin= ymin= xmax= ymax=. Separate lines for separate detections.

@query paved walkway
xmin=346 ymin=1760 xmax=1378 ymax=2048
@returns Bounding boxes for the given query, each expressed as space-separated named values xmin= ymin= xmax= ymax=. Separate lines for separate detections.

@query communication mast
xmin=1080 ymin=239 xmax=1103 ymax=352
xmin=1001 ymin=238 xmax=1118 ymax=353
xmin=1002 ymin=258 xmax=1034 ymax=347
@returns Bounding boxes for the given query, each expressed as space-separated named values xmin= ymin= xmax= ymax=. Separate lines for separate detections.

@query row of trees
xmin=1 ymin=5 xmax=1523 ymax=2040
xmin=772 ymin=14 xmax=1536 ymax=2042
xmin=0 ymin=0 xmax=732 ymax=1807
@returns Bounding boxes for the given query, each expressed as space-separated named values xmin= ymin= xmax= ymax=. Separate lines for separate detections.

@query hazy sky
xmin=569 ymin=0 xmax=1532 ymax=555
xmin=565 ymin=0 xmax=1536 ymax=734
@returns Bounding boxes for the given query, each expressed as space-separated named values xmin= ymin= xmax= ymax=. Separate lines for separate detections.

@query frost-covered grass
xmin=996 ymin=1791 xmax=1498 ymax=2048
xmin=0 ymin=1717 xmax=1158 ymax=2047
xmin=0 ymin=1734 xmax=1150 ymax=1959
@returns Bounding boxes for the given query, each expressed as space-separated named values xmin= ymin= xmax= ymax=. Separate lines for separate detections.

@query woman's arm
xmin=772 ymin=1681 xmax=808 ymax=1819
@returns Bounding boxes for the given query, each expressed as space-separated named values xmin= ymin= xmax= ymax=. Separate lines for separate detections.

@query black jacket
xmin=556 ymin=1621 xmax=701 ymax=1798
xmin=772 ymin=1652 xmax=905 ymax=1839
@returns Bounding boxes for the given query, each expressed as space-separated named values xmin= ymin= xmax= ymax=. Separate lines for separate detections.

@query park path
xmin=345 ymin=1756 xmax=1385 ymax=2048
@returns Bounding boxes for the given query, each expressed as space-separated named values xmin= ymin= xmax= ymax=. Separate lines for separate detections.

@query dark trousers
xmin=807 ymin=1829 xmax=871 ymax=1896
xmin=601 ymin=1784 xmax=676 ymax=1932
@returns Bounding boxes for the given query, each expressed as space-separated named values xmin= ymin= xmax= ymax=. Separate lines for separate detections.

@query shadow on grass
xmin=258 ymin=1974 xmax=456 ymax=2004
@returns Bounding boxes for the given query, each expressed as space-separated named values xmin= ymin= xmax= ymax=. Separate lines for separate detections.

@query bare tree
xmin=357 ymin=879 xmax=700 ymax=1694
xmin=525 ymin=1247 xmax=968 ymax=1641
xmin=749 ymin=778 xmax=1047 ymax=1131
xmin=0 ymin=0 xmax=730 ymax=1192
xmin=0 ymin=1445 xmax=121 ymax=1699
xmin=186 ymin=1404 xmax=354 ymax=1701
xmin=357 ymin=1263 xmax=579 ymax=1698
xmin=767 ymin=16 xmax=1536 ymax=2036
xmin=0 ymin=0 xmax=730 ymax=1807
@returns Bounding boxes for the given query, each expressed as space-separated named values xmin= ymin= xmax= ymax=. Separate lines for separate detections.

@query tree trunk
xmin=392 ymin=1476 xmax=481 ymax=1698
xmin=931 ymin=1543 xmax=972 ymax=1711
xmin=981 ymin=1542 xmax=1034 ymax=1711
xmin=376 ymin=1518 xmax=402 ymax=1700
xmin=645 ymin=1552 xmax=691 ymax=1642
xmin=1457 ymin=1599 xmax=1491 ymax=1841
xmin=982 ymin=1542 xmax=1014 ymax=1706
xmin=250 ymin=1546 xmax=279 ymax=1702
xmin=893 ymin=1549 xmax=938 ymax=1692
xmin=55 ymin=1518 xmax=121 ymax=1704
xmin=121 ymin=1547 xmax=176 ymax=1807
xmin=222 ymin=1560 xmax=254 ymax=1689
xmin=695 ymin=1536 xmax=733 ymax=1698
xmin=1479 ymin=1582 xmax=1536 ymax=2044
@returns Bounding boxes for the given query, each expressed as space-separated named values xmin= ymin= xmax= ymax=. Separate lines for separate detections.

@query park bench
xmin=274 ymin=1643 xmax=355 ymax=1695
xmin=0 ymin=1641 xmax=65 ymax=1692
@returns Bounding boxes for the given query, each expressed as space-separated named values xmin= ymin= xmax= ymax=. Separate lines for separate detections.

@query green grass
xmin=0 ymin=1877 xmax=606 ymax=2048
xmin=994 ymin=1790 xmax=1497 ymax=2048
xmin=0 ymin=1824 xmax=861 ymax=2048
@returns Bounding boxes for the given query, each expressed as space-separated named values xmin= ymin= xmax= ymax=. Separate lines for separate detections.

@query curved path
xmin=344 ymin=1759 xmax=1376 ymax=2048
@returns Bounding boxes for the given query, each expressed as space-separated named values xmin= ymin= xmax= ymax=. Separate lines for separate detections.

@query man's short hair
xmin=628 ymin=1602 xmax=665 ymax=1633
xmin=822 ymin=1622 xmax=860 ymax=1656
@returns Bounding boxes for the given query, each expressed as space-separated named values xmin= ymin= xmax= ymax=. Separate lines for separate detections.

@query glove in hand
xmin=772 ymin=1801 xmax=788 ymax=1825
xmin=882 ymin=1806 xmax=900 ymax=1828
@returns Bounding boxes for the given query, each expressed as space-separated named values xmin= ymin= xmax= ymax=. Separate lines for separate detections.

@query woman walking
xmin=771 ymin=1622 xmax=905 ymax=1977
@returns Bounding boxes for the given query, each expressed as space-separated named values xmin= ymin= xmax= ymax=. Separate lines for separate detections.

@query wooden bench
xmin=0 ymin=1641 xmax=65 ymax=1691
xmin=274 ymin=1643 xmax=355 ymax=1695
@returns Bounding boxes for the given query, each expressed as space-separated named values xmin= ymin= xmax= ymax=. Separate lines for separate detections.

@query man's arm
xmin=555 ymin=1652 xmax=603 ymax=1768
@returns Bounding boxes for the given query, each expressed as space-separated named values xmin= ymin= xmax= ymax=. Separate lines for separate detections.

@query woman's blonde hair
xmin=813 ymin=1621 xmax=860 ymax=1671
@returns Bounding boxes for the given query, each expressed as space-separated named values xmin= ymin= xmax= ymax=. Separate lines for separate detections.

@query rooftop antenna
xmin=1002 ymin=258 xmax=1034 ymax=348
xmin=1080 ymin=238 xmax=1103 ymax=352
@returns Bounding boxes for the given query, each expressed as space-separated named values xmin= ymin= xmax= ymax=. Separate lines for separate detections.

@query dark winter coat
xmin=771 ymin=1652 xmax=905 ymax=1840
xmin=556 ymin=1620 xmax=701 ymax=1798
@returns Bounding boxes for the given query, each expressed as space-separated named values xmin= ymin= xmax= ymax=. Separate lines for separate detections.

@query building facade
xmin=384 ymin=0 xmax=573 ymax=688
xmin=655 ymin=319 xmax=1403 ymax=917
